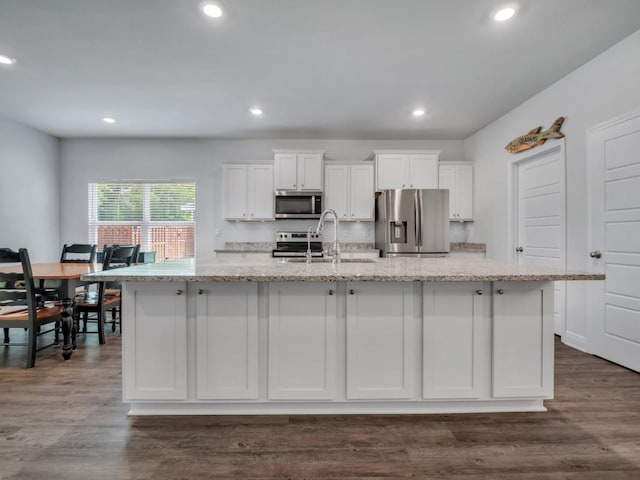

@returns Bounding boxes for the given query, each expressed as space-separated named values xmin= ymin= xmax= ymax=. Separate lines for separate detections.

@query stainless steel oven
xmin=272 ymin=231 xmax=324 ymax=258
xmin=274 ymin=191 xmax=323 ymax=219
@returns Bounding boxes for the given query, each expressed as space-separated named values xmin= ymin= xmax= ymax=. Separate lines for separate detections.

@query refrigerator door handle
xmin=414 ymin=190 xmax=422 ymax=247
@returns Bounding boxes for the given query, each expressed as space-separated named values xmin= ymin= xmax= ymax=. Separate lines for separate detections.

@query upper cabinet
xmin=273 ymin=150 xmax=324 ymax=191
xmin=371 ymin=150 xmax=440 ymax=191
xmin=438 ymin=163 xmax=473 ymax=221
xmin=223 ymin=164 xmax=274 ymax=220
xmin=324 ymin=164 xmax=374 ymax=221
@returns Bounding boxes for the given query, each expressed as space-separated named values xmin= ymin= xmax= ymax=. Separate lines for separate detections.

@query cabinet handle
xmin=410 ymin=184 xmax=413 ymax=188
xmin=402 ymin=184 xmax=406 ymax=188
xmin=250 ymin=213 xmax=254 ymax=216
xmin=176 ymin=289 xmax=184 ymax=295
xmin=301 ymin=184 xmax=304 ymax=187
xmin=349 ymin=289 xmax=355 ymax=295
xmin=589 ymin=251 xmax=602 ymax=259
xmin=198 ymin=289 xmax=204 ymax=295
xmin=293 ymin=184 xmax=296 ymax=188
xmin=476 ymin=289 xmax=483 ymax=295
xmin=328 ymin=289 xmax=334 ymax=296
xmin=496 ymin=289 xmax=504 ymax=295
xmin=515 ymin=246 xmax=523 ymax=253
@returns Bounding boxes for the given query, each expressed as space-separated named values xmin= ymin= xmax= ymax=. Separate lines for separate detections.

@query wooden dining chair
xmin=0 ymin=248 xmax=63 ymax=368
xmin=74 ymin=245 xmax=137 ymax=343
xmin=60 ymin=244 xmax=97 ymax=263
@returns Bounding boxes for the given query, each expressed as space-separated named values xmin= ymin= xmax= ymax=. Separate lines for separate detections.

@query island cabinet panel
xmin=267 ymin=282 xmax=337 ymax=400
xmin=122 ymin=282 xmax=188 ymax=401
xmin=346 ymin=282 xmax=416 ymax=399
xmin=196 ymin=283 xmax=259 ymax=400
xmin=492 ymin=281 xmax=554 ymax=398
xmin=423 ymin=282 xmax=487 ymax=399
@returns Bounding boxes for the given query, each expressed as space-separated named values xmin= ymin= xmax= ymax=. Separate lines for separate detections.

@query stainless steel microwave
xmin=274 ymin=191 xmax=323 ymax=219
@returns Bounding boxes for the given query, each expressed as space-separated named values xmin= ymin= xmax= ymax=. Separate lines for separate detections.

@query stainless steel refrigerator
xmin=375 ymin=189 xmax=450 ymax=257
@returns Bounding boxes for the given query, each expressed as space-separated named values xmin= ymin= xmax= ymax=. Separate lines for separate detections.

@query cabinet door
xmin=423 ymin=283 xmax=486 ymax=399
xmin=223 ymin=164 xmax=248 ymax=219
xmin=196 ymin=283 xmax=259 ymax=400
xmin=268 ymin=282 xmax=337 ymax=400
xmin=247 ymin=164 xmax=274 ymax=219
xmin=349 ymin=165 xmax=374 ymax=220
xmin=324 ymin=164 xmax=349 ymax=219
xmin=298 ymin=154 xmax=323 ymax=190
xmin=122 ymin=282 xmax=187 ymax=401
xmin=492 ymin=281 xmax=554 ymax=398
xmin=274 ymin=153 xmax=298 ymax=190
xmin=408 ymin=154 xmax=439 ymax=189
xmin=376 ymin=154 xmax=408 ymax=190
xmin=456 ymin=165 xmax=473 ymax=220
xmin=438 ymin=165 xmax=457 ymax=219
xmin=346 ymin=282 xmax=416 ymax=399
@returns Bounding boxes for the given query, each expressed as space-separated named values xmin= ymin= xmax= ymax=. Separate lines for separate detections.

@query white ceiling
xmin=0 ymin=0 xmax=639 ymax=139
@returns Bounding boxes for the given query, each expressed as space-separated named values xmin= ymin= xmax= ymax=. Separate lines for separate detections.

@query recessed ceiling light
xmin=201 ymin=2 xmax=223 ymax=18
xmin=412 ymin=108 xmax=426 ymax=117
xmin=494 ymin=6 xmax=516 ymax=21
xmin=0 ymin=54 xmax=16 ymax=65
xmin=102 ymin=116 xmax=116 ymax=124
xmin=249 ymin=107 xmax=263 ymax=116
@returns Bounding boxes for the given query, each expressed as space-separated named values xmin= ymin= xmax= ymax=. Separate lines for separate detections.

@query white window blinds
xmin=88 ymin=182 xmax=196 ymax=262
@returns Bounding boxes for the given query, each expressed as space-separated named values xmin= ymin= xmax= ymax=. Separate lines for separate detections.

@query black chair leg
xmin=54 ymin=320 xmax=60 ymax=344
xmin=3 ymin=328 xmax=9 ymax=344
xmin=26 ymin=327 xmax=36 ymax=368
xmin=97 ymin=310 xmax=105 ymax=345
xmin=82 ymin=312 xmax=88 ymax=333
xmin=111 ymin=307 xmax=117 ymax=332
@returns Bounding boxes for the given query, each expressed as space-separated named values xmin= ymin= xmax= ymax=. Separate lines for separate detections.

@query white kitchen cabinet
xmin=273 ymin=150 xmax=324 ymax=191
xmin=346 ymin=282 xmax=416 ymax=399
xmin=492 ymin=281 xmax=554 ymax=398
xmin=372 ymin=150 xmax=440 ymax=191
xmin=196 ymin=283 xmax=259 ymax=400
xmin=438 ymin=163 xmax=473 ymax=221
xmin=268 ymin=282 xmax=337 ymax=400
xmin=324 ymin=164 xmax=374 ymax=221
xmin=423 ymin=282 xmax=487 ymax=399
xmin=223 ymin=164 xmax=274 ymax=220
xmin=122 ymin=282 xmax=188 ymax=401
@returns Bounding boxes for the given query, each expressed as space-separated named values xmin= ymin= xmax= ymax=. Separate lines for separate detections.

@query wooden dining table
xmin=0 ymin=262 xmax=102 ymax=361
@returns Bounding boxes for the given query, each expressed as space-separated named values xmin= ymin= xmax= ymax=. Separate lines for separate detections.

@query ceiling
xmin=0 ymin=0 xmax=639 ymax=140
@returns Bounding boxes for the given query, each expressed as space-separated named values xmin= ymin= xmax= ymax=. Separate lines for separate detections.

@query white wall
xmin=60 ymin=138 xmax=464 ymax=260
xmin=0 ymin=116 xmax=60 ymax=262
xmin=464 ymin=29 xmax=640 ymax=350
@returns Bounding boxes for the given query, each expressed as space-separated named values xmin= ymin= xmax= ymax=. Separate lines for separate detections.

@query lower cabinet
xmin=196 ymin=283 xmax=259 ymax=400
xmin=492 ymin=281 xmax=554 ymax=398
xmin=122 ymin=281 xmax=188 ymax=401
xmin=346 ymin=282 xmax=416 ymax=399
xmin=268 ymin=282 xmax=337 ymax=400
xmin=423 ymin=282 xmax=487 ymax=399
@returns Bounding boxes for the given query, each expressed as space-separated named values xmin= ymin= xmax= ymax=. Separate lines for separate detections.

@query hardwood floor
xmin=1 ymin=331 xmax=639 ymax=479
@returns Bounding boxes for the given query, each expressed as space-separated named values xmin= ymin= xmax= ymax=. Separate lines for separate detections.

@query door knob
xmin=590 ymin=251 xmax=602 ymax=259
xmin=198 ymin=289 xmax=204 ymax=295
xmin=496 ymin=289 xmax=504 ymax=295
xmin=475 ymin=289 xmax=483 ymax=295
xmin=349 ymin=289 xmax=355 ymax=295
xmin=328 ymin=289 xmax=334 ymax=296
xmin=176 ymin=289 xmax=183 ymax=295
xmin=515 ymin=246 xmax=523 ymax=253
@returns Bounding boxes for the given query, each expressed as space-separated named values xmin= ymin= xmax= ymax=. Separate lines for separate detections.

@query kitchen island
xmin=84 ymin=257 xmax=603 ymax=416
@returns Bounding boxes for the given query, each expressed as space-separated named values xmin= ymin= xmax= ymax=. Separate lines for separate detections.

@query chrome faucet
xmin=316 ymin=209 xmax=340 ymax=264
xmin=306 ymin=226 xmax=313 ymax=265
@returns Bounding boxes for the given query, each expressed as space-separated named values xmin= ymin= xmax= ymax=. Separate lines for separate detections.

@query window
xmin=88 ymin=182 xmax=196 ymax=262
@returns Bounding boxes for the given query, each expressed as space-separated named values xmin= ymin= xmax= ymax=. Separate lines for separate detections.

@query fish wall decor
xmin=505 ymin=117 xmax=565 ymax=153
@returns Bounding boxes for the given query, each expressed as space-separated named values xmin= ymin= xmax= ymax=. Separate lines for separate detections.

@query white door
xmin=456 ymin=165 xmax=474 ymax=220
xmin=588 ymin=110 xmax=640 ymax=373
xmin=438 ymin=165 xmax=457 ymax=219
xmin=324 ymin=164 xmax=349 ymax=219
xmin=196 ymin=283 xmax=259 ymax=400
xmin=298 ymin=154 xmax=323 ymax=190
xmin=349 ymin=164 xmax=374 ymax=220
xmin=268 ymin=282 xmax=337 ymax=400
xmin=376 ymin=154 xmax=408 ymax=190
xmin=408 ymin=154 xmax=439 ymax=189
xmin=247 ymin=164 xmax=274 ymax=219
xmin=274 ymin=153 xmax=298 ymax=190
xmin=222 ymin=164 xmax=247 ymax=219
xmin=513 ymin=142 xmax=566 ymax=336
xmin=346 ymin=282 xmax=416 ymax=400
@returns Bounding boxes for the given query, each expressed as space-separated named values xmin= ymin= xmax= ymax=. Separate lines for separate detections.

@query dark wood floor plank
xmin=1 ymin=332 xmax=639 ymax=479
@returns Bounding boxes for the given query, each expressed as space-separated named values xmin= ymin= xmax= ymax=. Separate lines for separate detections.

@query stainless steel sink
xmin=286 ymin=258 xmax=376 ymax=264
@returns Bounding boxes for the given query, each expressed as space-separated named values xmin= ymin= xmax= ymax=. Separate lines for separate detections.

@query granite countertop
xmin=83 ymin=257 xmax=604 ymax=283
